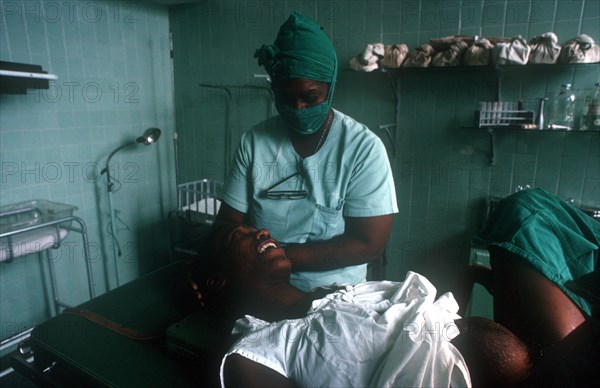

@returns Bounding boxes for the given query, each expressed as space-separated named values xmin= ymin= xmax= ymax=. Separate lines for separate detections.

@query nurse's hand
xmin=186 ymin=259 xmax=227 ymax=309
xmin=215 ymin=201 xmax=394 ymax=272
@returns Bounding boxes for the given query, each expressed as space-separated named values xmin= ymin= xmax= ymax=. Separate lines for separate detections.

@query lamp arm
xmin=101 ymin=141 xmax=137 ymax=193
xmin=104 ymin=141 xmax=137 ymax=169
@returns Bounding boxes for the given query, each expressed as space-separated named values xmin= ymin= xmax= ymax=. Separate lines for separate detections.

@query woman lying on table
xmin=189 ymin=222 xmax=535 ymax=388
xmin=190 ymin=188 xmax=600 ymax=387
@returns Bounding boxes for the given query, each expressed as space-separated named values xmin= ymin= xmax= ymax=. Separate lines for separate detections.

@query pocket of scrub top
xmin=252 ymin=202 xmax=290 ymax=242
xmin=312 ymin=203 xmax=344 ymax=240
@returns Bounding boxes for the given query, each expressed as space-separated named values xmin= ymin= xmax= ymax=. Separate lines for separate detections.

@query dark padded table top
xmin=29 ymin=261 xmax=226 ymax=387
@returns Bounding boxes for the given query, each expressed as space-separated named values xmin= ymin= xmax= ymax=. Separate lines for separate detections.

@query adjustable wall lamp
xmin=101 ymin=127 xmax=161 ymax=288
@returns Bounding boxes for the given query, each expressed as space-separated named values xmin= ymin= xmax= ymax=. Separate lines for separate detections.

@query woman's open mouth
xmin=258 ymin=239 xmax=278 ymax=254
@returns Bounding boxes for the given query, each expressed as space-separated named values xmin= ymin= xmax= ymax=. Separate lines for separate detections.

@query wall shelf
xmin=464 ymin=127 xmax=600 ymax=165
xmin=350 ymin=62 xmax=599 ymax=165
xmin=364 ymin=62 xmax=599 ymax=101
xmin=0 ymin=61 xmax=57 ymax=95
xmin=362 ymin=62 xmax=600 ymax=75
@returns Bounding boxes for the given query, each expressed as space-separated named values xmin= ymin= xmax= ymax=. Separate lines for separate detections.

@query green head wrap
xmin=254 ymin=11 xmax=338 ymax=87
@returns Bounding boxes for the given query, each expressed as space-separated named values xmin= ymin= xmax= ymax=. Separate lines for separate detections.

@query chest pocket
xmin=312 ymin=203 xmax=344 ymax=241
xmin=251 ymin=200 xmax=291 ymax=241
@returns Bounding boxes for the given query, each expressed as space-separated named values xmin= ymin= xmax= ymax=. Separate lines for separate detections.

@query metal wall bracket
xmin=379 ymin=123 xmax=397 ymax=157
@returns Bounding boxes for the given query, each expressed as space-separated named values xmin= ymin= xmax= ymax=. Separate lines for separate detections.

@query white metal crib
xmin=176 ymin=179 xmax=223 ymax=226
xmin=170 ymin=179 xmax=223 ymax=259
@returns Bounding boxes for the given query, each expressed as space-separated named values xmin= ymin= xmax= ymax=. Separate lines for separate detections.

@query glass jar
xmin=580 ymin=83 xmax=600 ymax=131
xmin=547 ymin=83 xmax=576 ymax=130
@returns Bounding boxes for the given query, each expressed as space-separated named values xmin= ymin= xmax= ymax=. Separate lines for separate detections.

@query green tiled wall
xmin=0 ymin=1 xmax=175 ymax=342
xmin=170 ymin=0 xmax=599 ymax=313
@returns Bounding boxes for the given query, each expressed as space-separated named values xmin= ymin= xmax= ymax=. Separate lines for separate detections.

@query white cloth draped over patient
xmin=220 ymin=272 xmax=471 ymax=387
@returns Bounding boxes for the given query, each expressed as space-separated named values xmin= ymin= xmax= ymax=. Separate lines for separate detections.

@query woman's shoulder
xmin=334 ymin=109 xmax=367 ymax=130
xmin=332 ymin=109 xmax=383 ymax=146
xmin=252 ymin=115 xmax=280 ymax=130
xmin=242 ymin=116 xmax=283 ymax=141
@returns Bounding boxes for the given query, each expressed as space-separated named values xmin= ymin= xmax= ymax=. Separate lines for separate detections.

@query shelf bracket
xmin=487 ymin=128 xmax=495 ymax=166
xmin=379 ymin=123 xmax=397 ymax=157
xmin=380 ymin=69 xmax=399 ymax=158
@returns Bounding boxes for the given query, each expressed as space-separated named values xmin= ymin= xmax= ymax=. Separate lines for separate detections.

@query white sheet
xmin=0 ymin=227 xmax=68 ymax=262
xmin=181 ymin=198 xmax=221 ymax=216
xmin=220 ymin=271 xmax=471 ymax=387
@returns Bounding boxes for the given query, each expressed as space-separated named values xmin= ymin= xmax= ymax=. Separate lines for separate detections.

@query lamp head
xmin=137 ymin=127 xmax=161 ymax=145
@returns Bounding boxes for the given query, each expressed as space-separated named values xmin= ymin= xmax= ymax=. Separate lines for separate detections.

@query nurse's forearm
xmin=284 ymin=237 xmax=379 ymax=270
xmin=284 ymin=214 xmax=394 ymax=271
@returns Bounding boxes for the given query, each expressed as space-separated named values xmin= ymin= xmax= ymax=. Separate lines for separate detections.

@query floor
xmin=0 ymin=371 xmax=37 ymax=388
xmin=0 ymin=354 xmax=37 ymax=388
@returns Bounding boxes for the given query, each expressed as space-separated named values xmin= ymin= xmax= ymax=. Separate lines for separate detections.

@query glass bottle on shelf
xmin=547 ymin=83 xmax=576 ymax=130
xmin=580 ymin=83 xmax=600 ymax=131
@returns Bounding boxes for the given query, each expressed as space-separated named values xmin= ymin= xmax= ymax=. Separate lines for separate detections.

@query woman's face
xmin=272 ymin=78 xmax=329 ymax=109
xmin=215 ymin=224 xmax=292 ymax=290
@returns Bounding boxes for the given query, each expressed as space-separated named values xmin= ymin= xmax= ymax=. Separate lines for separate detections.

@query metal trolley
xmin=0 ymin=200 xmax=94 ymax=379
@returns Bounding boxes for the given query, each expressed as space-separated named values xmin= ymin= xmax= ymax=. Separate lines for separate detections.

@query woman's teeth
xmin=258 ymin=241 xmax=277 ymax=253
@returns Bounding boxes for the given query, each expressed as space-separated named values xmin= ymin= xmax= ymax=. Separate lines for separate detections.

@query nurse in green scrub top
xmin=216 ymin=11 xmax=398 ymax=292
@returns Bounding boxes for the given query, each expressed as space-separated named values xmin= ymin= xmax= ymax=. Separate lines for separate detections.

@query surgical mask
xmin=276 ymin=99 xmax=331 ymax=135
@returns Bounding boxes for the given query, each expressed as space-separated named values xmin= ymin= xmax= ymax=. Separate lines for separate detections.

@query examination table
xmin=10 ymin=260 xmax=233 ymax=387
